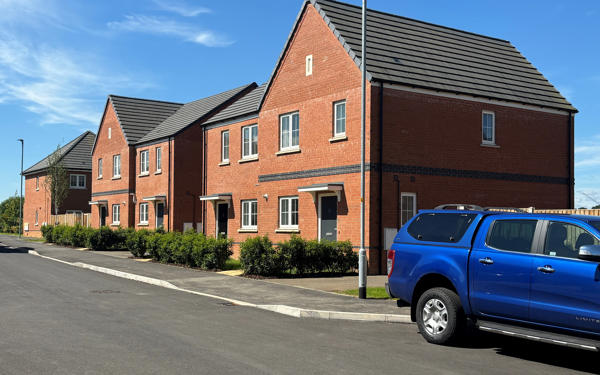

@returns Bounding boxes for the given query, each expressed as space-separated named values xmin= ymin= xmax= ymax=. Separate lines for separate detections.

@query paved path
xmin=0 ymin=242 xmax=595 ymax=374
xmin=0 ymin=236 xmax=408 ymax=318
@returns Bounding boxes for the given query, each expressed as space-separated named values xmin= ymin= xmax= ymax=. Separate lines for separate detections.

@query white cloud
xmin=576 ymin=189 xmax=600 ymax=209
xmin=108 ymin=15 xmax=232 ymax=47
xmin=575 ymin=138 xmax=600 ymax=167
xmin=0 ymin=33 xmax=149 ymax=126
xmin=153 ymin=0 xmax=211 ymax=17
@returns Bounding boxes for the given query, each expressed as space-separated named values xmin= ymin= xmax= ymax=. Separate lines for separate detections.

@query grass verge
xmin=223 ymin=258 xmax=241 ymax=270
xmin=338 ymin=287 xmax=393 ymax=299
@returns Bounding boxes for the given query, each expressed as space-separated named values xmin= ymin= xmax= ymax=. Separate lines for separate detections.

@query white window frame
xmin=69 ymin=174 xmax=86 ymax=189
xmin=35 ymin=176 xmax=39 ymax=191
xmin=108 ymin=127 xmax=111 ymax=139
xmin=401 ymin=192 xmax=417 ymax=226
xmin=222 ymin=130 xmax=230 ymax=162
xmin=279 ymin=112 xmax=300 ymax=151
xmin=279 ymin=196 xmax=299 ymax=229
xmin=242 ymin=124 xmax=258 ymax=159
xmin=113 ymin=154 xmax=121 ymax=178
xmin=156 ymin=147 xmax=162 ymax=172
xmin=306 ymin=55 xmax=313 ymax=76
xmin=139 ymin=203 xmax=149 ymax=225
xmin=140 ymin=150 xmax=149 ymax=175
xmin=112 ymin=204 xmax=120 ymax=225
xmin=98 ymin=158 xmax=103 ymax=179
xmin=241 ymin=200 xmax=257 ymax=230
xmin=334 ymin=100 xmax=346 ymax=137
xmin=482 ymin=111 xmax=495 ymax=145
xmin=35 ymin=209 xmax=38 ymax=226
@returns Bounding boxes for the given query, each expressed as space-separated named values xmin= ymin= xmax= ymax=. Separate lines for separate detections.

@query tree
xmin=43 ymin=145 xmax=69 ymax=217
xmin=593 ymin=205 xmax=600 ymax=210
xmin=0 ymin=195 xmax=23 ymax=233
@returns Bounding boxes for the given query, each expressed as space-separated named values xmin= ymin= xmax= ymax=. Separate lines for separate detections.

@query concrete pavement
xmin=0 ymin=235 xmax=410 ymax=323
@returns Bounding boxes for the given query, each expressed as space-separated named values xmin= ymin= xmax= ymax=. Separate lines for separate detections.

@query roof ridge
xmin=23 ymin=130 xmax=95 ymax=175
xmin=108 ymin=94 xmax=183 ymax=106
xmin=314 ymin=0 xmax=510 ymax=44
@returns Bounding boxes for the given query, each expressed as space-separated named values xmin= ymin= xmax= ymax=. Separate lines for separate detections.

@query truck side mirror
xmin=578 ymin=245 xmax=600 ymax=262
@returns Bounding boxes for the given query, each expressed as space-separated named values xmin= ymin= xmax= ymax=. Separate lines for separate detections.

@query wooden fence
xmin=50 ymin=213 xmax=91 ymax=227
xmin=533 ymin=209 xmax=600 ymax=216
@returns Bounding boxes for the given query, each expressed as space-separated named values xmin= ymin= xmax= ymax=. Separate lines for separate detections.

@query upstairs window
xmin=140 ymin=150 xmax=149 ymax=175
xmin=306 ymin=55 xmax=313 ymax=76
xmin=98 ymin=158 xmax=103 ymax=179
xmin=108 ymin=127 xmax=111 ymax=139
xmin=242 ymin=124 xmax=258 ymax=159
xmin=113 ymin=154 xmax=121 ymax=177
xmin=280 ymin=112 xmax=299 ymax=150
xmin=156 ymin=147 xmax=162 ymax=172
xmin=35 ymin=176 xmax=39 ymax=190
xmin=482 ymin=111 xmax=495 ymax=145
xmin=222 ymin=130 xmax=230 ymax=162
xmin=69 ymin=174 xmax=86 ymax=189
xmin=334 ymin=100 xmax=346 ymax=137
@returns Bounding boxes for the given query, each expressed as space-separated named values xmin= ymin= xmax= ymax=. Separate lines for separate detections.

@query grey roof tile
xmin=109 ymin=96 xmax=183 ymax=144
xmin=312 ymin=0 xmax=576 ymax=111
xmin=204 ymin=83 xmax=266 ymax=125
xmin=23 ymin=131 xmax=96 ymax=175
xmin=136 ymin=84 xmax=256 ymax=144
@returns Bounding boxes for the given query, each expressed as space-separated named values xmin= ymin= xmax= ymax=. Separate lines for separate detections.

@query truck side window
xmin=487 ymin=220 xmax=537 ymax=253
xmin=544 ymin=222 xmax=599 ymax=259
xmin=407 ymin=213 xmax=476 ymax=243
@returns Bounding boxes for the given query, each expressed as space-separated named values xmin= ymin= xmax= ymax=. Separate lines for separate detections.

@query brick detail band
xmin=91 ymin=189 xmax=131 ymax=197
xmin=258 ymin=163 xmax=569 ymax=185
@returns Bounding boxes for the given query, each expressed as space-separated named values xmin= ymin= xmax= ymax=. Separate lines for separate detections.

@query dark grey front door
xmin=100 ymin=206 xmax=107 ymax=227
xmin=320 ymin=196 xmax=337 ymax=241
xmin=156 ymin=203 xmax=164 ymax=228
xmin=217 ymin=203 xmax=228 ymax=238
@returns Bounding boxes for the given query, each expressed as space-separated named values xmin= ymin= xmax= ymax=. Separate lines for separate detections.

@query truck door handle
xmin=537 ymin=265 xmax=555 ymax=274
xmin=479 ymin=257 xmax=494 ymax=265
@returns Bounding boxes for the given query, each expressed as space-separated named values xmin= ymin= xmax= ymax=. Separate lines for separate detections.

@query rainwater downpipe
xmin=378 ymin=80 xmax=384 ymax=275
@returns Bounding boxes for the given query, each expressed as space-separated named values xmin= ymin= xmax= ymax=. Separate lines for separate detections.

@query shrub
xmin=146 ymin=232 xmax=162 ymax=260
xmin=172 ymin=231 xmax=195 ymax=265
xmin=203 ymin=236 xmax=233 ymax=270
xmin=41 ymin=225 xmax=54 ymax=243
xmin=240 ymin=236 xmax=281 ymax=276
xmin=155 ymin=232 xmax=179 ymax=263
xmin=70 ymin=225 xmax=88 ymax=248
xmin=278 ymin=235 xmax=308 ymax=275
xmin=126 ymin=229 xmax=150 ymax=258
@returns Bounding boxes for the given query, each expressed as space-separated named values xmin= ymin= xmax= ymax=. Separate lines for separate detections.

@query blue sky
xmin=0 ymin=0 xmax=598 ymax=207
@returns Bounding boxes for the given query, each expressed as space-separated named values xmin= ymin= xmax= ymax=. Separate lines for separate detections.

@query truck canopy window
xmin=407 ymin=213 xmax=476 ymax=243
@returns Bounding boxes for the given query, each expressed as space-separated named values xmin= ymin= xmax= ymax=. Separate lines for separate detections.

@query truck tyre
xmin=416 ymin=287 xmax=464 ymax=345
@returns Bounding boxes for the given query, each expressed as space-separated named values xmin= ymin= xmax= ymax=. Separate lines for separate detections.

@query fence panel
xmin=49 ymin=213 xmax=92 ymax=227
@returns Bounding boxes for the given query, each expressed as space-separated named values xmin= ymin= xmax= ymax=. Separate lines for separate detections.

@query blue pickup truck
xmin=386 ymin=205 xmax=600 ymax=350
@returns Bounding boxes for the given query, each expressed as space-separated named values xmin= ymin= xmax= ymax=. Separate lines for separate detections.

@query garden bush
xmin=126 ymin=229 xmax=150 ymax=258
xmin=239 ymin=236 xmax=282 ymax=276
xmin=41 ymin=225 xmax=54 ymax=243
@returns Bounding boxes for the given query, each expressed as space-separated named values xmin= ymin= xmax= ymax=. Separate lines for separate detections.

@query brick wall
xmin=91 ymin=101 xmax=135 ymax=228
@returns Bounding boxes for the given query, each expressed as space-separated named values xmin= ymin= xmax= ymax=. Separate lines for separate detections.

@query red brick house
xmin=200 ymin=0 xmax=576 ymax=272
xmin=22 ymin=131 xmax=95 ymax=237
xmin=90 ymin=85 xmax=255 ymax=231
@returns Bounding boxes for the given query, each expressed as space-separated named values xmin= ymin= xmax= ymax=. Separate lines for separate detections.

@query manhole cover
xmin=218 ymin=302 xmax=236 ymax=307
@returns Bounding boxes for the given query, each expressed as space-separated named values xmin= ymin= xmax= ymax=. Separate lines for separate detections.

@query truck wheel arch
xmin=411 ymin=274 xmax=459 ymax=322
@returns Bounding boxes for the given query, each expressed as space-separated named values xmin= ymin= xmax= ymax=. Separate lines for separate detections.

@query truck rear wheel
xmin=416 ymin=287 xmax=464 ymax=345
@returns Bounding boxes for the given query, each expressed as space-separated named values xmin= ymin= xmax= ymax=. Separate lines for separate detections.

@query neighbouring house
xmin=89 ymin=84 xmax=255 ymax=231
xmin=22 ymin=131 xmax=96 ymax=237
xmin=199 ymin=0 xmax=576 ymax=273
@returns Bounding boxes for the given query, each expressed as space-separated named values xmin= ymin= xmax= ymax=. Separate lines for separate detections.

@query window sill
xmin=238 ymin=156 xmax=258 ymax=164
xmin=275 ymin=228 xmax=300 ymax=233
xmin=238 ymin=228 xmax=258 ymax=233
xmin=138 ymin=172 xmax=150 ymax=178
xmin=329 ymin=135 xmax=347 ymax=143
xmin=138 ymin=223 xmax=149 ymax=227
xmin=110 ymin=223 xmax=120 ymax=227
xmin=112 ymin=176 xmax=121 ymax=180
xmin=155 ymin=170 xmax=162 ymax=175
xmin=70 ymin=187 xmax=87 ymax=190
xmin=276 ymin=147 xmax=301 ymax=156
xmin=218 ymin=161 xmax=230 ymax=167
xmin=480 ymin=143 xmax=500 ymax=148
xmin=97 ymin=177 xmax=103 ymax=180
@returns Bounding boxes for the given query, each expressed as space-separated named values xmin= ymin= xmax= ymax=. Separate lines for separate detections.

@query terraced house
xmin=90 ymin=85 xmax=255 ymax=231
xmin=89 ymin=0 xmax=575 ymax=274
xmin=22 ymin=131 xmax=95 ymax=237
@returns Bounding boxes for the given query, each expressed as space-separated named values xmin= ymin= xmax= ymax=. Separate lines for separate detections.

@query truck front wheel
xmin=416 ymin=287 xmax=464 ymax=345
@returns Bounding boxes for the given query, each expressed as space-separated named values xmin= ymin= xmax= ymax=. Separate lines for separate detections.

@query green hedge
xmin=241 ymin=235 xmax=357 ymax=276
xmin=40 ymin=225 xmax=233 ymax=271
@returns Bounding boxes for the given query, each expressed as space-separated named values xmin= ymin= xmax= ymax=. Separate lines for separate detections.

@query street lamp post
xmin=18 ymin=139 xmax=24 ymax=238
xmin=358 ymin=0 xmax=367 ymax=299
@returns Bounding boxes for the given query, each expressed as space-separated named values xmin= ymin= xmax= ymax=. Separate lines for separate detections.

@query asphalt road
xmin=0 ymin=246 xmax=597 ymax=375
